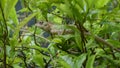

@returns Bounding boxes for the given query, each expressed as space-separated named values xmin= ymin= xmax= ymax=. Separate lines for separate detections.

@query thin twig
xmin=94 ymin=35 xmax=120 ymax=52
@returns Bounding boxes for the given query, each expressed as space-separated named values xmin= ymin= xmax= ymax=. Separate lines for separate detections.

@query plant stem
xmin=0 ymin=2 xmax=8 ymax=68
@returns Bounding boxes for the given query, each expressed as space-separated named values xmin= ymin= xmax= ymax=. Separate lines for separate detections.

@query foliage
xmin=0 ymin=0 xmax=120 ymax=68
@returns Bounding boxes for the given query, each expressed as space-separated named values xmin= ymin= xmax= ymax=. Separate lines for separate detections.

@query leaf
xmin=18 ymin=13 xmax=37 ymax=29
xmin=52 ymin=38 xmax=62 ymax=44
xmin=95 ymin=48 xmax=105 ymax=56
xmin=61 ymin=34 xmax=74 ymax=41
xmin=95 ymin=0 xmax=110 ymax=8
xmin=86 ymin=55 xmax=96 ymax=68
xmin=102 ymin=55 xmax=120 ymax=66
xmin=0 ymin=0 xmax=6 ymax=8
xmin=13 ymin=57 xmax=22 ymax=64
xmin=107 ymin=39 xmax=120 ymax=48
xmin=33 ymin=54 xmax=44 ymax=67
xmin=3 ymin=0 xmax=18 ymax=19
xmin=71 ymin=4 xmax=83 ymax=20
xmin=57 ymin=4 xmax=73 ymax=17
xmin=74 ymin=31 xmax=82 ymax=50
xmin=60 ymin=55 xmax=74 ymax=68
xmin=13 ymin=63 xmax=22 ymax=68
xmin=28 ymin=45 xmax=49 ymax=53
xmin=76 ymin=0 xmax=85 ymax=11
xmin=74 ymin=53 xmax=87 ymax=68
xmin=48 ymin=45 xmax=56 ymax=55
xmin=85 ymin=0 xmax=94 ymax=8
xmin=9 ymin=8 xmax=19 ymax=25
xmin=58 ymin=59 xmax=72 ymax=68
xmin=66 ymin=25 xmax=82 ymax=50
xmin=48 ymin=0 xmax=63 ymax=3
xmin=6 ymin=46 xmax=11 ymax=57
xmin=13 ymin=12 xmax=37 ymax=38
xmin=17 ymin=8 xmax=29 ymax=13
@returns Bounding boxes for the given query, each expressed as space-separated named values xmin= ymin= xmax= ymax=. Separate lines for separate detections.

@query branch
xmin=85 ymin=31 xmax=120 ymax=52
xmin=35 ymin=21 xmax=120 ymax=52
xmin=94 ymin=35 xmax=120 ymax=52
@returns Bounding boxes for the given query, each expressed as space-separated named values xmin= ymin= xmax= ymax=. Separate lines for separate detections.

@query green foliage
xmin=74 ymin=53 xmax=87 ymax=68
xmin=86 ymin=55 xmax=96 ymax=68
xmin=0 ymin=0 xmax=120 ymax=68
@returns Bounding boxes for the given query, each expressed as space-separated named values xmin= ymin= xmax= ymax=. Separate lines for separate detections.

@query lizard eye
xmin=39 ymin=21 xmax=44 ymax=25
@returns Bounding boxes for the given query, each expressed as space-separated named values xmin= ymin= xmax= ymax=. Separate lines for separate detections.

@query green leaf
xmin=85 ymin=0 xmax=94 ymax=8
xmin=58 ymin=59 xmax=72 ymax=68
xmin=86 ymin=55 xmax=96 ymax=68
xmin=3 ymin=0 xmax=18 ymax=19
xmin=57 ymin=4 xmax=73 ymax=17
xmin=95 ymin=48 xmax=105 ymax=56
xmin=48 ymin=0 xmax=63 ymax=3
xmin=48 ymin=45 xmax=56 ymax=55
xmin=9 ymin=37 xmax=18 ymax=47
xmin=13 ymin=12 xmax=37 ymax=38
xmin=74 ymin=31 xmax=82 ymax=50
xmin=28 ymin=45 xmax=49 ymax=53
xmin=76 ymin=0 xmax=85 ymax=11
xmin=61 ymin=34 xmax=74 ymax=41
xmin=18 ymin=13 xmax=37 ymax=29
xmin=17 ymin=8 xmax=29 ymax=13
xmin=95 ymin=0 xmax=110 ymax=8
xmin=33 ymin=54 xmax=44 ymax=67
xmin=6 ymin=46 xmax=11 ymax=57
xmin=102 ymin=55 xmax=120 ymax=66
xmin=66 ymin=25 xmax=82 ymax=50
xmin=13 ymin=64 xmax=22 ymax=68
xmin=52 ymin=38 xmax=62 ymax=44
xmin=74 ymin=53 xmax=87 ymax=68
xmin=60 ymin=55 xmax=74 ymax=68
xmin=107 ymin=39 xmax=120 ymax=48
xmin=0 ymin=0 xmax=6 ymax=8
xmin=9 ymin=7 xmax=19 ymax=25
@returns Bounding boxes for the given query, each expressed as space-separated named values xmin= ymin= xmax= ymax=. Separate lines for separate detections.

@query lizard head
xmin=35 ymin=21 xmax=52 ymax=32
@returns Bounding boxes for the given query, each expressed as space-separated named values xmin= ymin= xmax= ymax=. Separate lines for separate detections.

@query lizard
xmin=35 ymin=21 xmax=74 ymax=35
